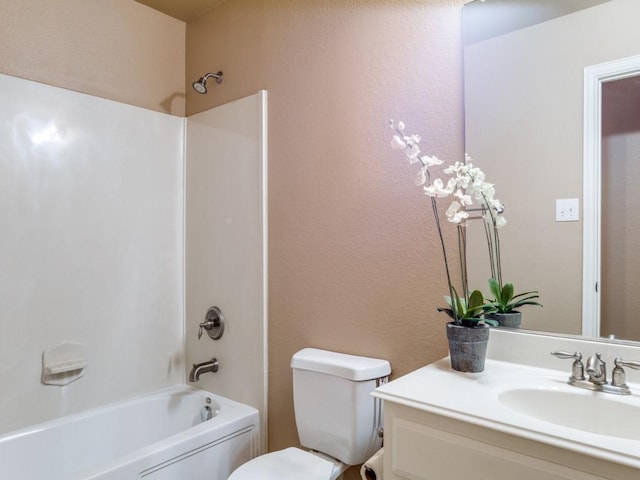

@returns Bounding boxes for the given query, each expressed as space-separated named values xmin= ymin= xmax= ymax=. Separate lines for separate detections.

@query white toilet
xmin=228 ymin=348 xmax=391 ymax=480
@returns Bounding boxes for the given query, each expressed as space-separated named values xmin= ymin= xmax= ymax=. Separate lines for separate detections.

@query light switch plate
xmin=556 ymin=198 xmax=579 ymax=222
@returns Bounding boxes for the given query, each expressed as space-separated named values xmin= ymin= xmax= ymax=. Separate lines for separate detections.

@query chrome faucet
xmin=586 ymin=353 xmax=607 ymax=385
xmin=189 ymin=358 xmax=219 ymax=382
xmin=552 ymin=351 xmax=640 ymax=395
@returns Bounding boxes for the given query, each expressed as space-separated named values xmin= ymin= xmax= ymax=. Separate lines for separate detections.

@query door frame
xmin=583 ymin=55 xmax=640 ymax=337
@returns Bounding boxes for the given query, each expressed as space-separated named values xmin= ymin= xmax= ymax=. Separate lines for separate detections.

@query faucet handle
xmin=551 ymin=350 xmax=581 ymax=360
xmin=197 ymin=321 xmax=213 ymax=340
xmin=614 ymin=357 xmax=640 ymax=370
xmin=197 ymin=306 xmax=225 ymax=340
xmin=612 ymin=357 xmax=640 ymax=388
xmin=551 ymin=351 xmax=585 ymax=381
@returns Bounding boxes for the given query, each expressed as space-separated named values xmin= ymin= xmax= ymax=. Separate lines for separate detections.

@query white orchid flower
xmin=416 ymin=166 xmax=428 ymax=186
xmin=455 ymin=173 xmax=471 ymax=189
xmin=424 ymin=178 xmax=454 ymax=198
xmin=389 ymin=123 xmax=519 ymax=327
xmin=469 ymin=167 xmax=485 ymax=184
xmin=484 ymin=207 xmax=507 ymax=227
xmin=489 ymin=198 xmax=505 ymax=214
xmin=474 ymin=183 xmax=495 ymax=201
xmin=421 ymin=155 xmax=443 ymax=167
xmin=483 ymin=183 xmax=495 ymax=195
xmin=446 ymin=201 xmax=469 ymax=224
xmin=405 ymin=141 xmax=421 ymax=164
xmin=390 ymin=135 xmax=406 ymax=150
xmin=450 ymin=161 xmax=469 ymax=175
xmin=390 ymin=132 xmax=423 ymax=164
xmin=454 ymin=189 xmax=473 ymax=206
xmin=472 ymin=175 xmax=487 ymax=193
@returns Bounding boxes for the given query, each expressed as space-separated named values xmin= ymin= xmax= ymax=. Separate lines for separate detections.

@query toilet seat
xmin=228 ymin=447 xmax=335 ymax=480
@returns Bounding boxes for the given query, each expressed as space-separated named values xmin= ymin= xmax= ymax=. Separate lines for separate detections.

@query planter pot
xmin=446 ymin=322 xmax=490 ymax=373
xmin=485 ymin=311 xmax=522 ymax=328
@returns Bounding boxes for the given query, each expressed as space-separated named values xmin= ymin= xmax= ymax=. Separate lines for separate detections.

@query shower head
xmin=192 ymin=71 xmax=224 ymax=94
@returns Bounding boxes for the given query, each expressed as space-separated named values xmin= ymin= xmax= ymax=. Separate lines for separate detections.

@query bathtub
xmin=0 ymin=385 xmax=259 ymax=479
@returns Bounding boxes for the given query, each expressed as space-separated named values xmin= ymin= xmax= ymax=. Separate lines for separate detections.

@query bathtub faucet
xmin=189 ymin=358 xmax=219 ymax=382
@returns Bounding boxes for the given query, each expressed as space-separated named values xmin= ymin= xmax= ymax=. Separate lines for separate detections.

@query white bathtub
xmin=0 ymin=385 xmax=259 ymax=479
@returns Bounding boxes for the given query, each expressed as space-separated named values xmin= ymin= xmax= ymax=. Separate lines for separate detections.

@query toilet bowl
xmin=228 ymin=348 xmax=391 ymax=480
xmin=228 ymin=447 xmax=346 ymax=480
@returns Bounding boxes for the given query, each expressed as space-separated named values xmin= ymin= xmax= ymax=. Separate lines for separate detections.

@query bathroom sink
xmin=498 ymin=388 xmax=640 ymax=440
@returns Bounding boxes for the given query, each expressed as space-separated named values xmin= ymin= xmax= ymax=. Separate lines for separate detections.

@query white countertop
xmin=373 ymin=357 xmax=640 ymax=469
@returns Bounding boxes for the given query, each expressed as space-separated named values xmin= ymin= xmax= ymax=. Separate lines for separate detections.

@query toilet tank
xmin=290 ymin=348 xmax=391 ymax=465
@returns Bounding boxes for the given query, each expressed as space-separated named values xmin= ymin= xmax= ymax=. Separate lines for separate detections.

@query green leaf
xmin=487 ymin=278 xmax=543 ymax=312
xmin=437 ymin=307 xmax=456 ymax=320
xmin=488 ymin=278 xmax=501 ymax=301
xmin=511 ymin=291 xmax=540 ymax=300
xmin=501 ymin=283 xmax=514 ymax=305
xmin=468 ymin=290 xmax=485 ymax=310
xmin=450 ymin=286 xmax=465 ymax=318
xmin=512 ymin=300 xmax=543 ymax=308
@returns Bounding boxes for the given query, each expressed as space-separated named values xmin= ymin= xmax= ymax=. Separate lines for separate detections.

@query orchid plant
xmin=389 ymin=120 xmax=507 ymax=327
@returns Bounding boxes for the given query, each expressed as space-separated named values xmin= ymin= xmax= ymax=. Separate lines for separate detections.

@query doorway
xmin=600 ymin=76 xmax=640 ymax=340
xmin=583 ymin=55 xmax=640 ymax=339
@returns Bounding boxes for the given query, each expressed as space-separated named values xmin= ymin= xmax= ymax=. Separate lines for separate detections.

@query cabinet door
xmin=390 ymin=417 xmax=606 ymax=480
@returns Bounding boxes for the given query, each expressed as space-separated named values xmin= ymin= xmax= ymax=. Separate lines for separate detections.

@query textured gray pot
xmin=485 ymin=311 xmax=522 ymax=328
xmin=446 ymin=322 xmax=490 ymax=373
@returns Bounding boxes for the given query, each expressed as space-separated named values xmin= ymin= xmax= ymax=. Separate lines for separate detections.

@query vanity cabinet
xmin=374 ymin=356 xmax=640 ymax=480
xmin=381 ymin=401 xmax=636 ymax=480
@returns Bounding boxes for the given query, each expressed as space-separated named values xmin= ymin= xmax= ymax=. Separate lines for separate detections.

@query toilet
xmin=229 ymin=348 xmax=391 ymax=480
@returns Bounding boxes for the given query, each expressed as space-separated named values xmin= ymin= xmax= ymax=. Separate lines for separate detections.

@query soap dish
xmin=42 ymin=342 xmax=87 ymax=386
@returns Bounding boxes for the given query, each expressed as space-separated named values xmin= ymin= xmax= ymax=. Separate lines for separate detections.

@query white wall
xmin=0 ymin=73 xmax=185 ymax=434
xmin=185 ymin=92 xmax=268 ymax=452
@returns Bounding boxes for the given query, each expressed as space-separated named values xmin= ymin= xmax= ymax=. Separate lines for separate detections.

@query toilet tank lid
xmin=291 ymin=348 xmax=391 ymax=381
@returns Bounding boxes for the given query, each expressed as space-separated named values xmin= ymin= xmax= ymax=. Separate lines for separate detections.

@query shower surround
xmin=0 ymin=73 xmax=267 ymax=442
xmin=185 ymin=91 xmax=268 ymax=452
xmin=0 ymin=72 xmax=184 ymax=433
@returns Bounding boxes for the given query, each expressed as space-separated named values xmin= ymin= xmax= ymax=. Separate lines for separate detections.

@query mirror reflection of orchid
xmin=487 ymin=278 xmax=542 ymax=314
xmin=389 ymin=120 xmax=509 ymax=327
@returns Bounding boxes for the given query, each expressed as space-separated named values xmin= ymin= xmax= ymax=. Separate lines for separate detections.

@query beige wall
xmin=0 ymin=0 xmax=186 ymax=115
xmin=1 ymin=0 xmax=466 ymax=476
xmin=186 ymin=1 xmax=465 ymax=475
xmin=465 ymin=0 xmax=640 ymax=335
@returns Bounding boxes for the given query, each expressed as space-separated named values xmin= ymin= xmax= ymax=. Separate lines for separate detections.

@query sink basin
xmin=498 ymin=388 xmax=640 ymax=440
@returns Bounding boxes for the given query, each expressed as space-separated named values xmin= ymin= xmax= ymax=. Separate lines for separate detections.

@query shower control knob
xmin=197 ymin=306 xmax=225 ymax=340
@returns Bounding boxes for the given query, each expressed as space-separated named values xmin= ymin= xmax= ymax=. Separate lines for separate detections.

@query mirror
xmin=463 ymin=0 xmax=640 ymax=340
